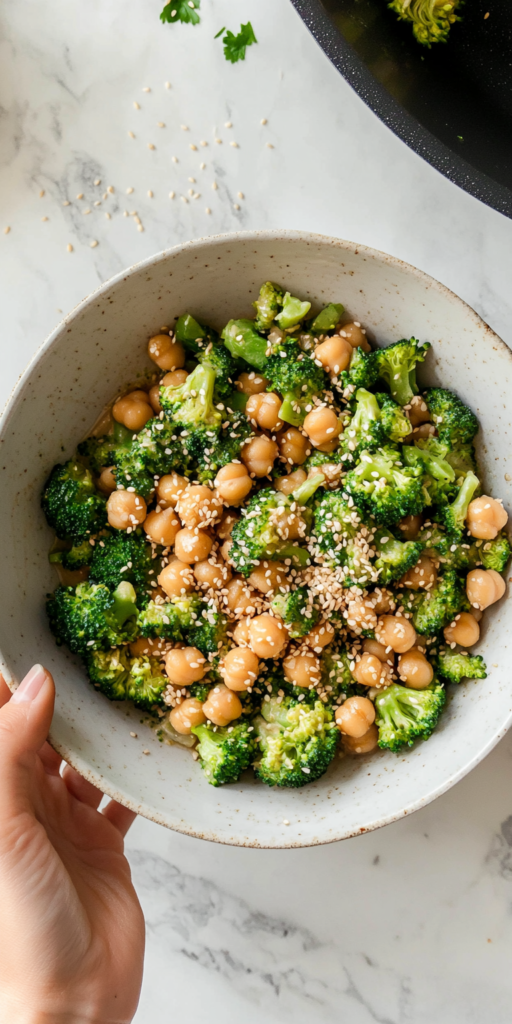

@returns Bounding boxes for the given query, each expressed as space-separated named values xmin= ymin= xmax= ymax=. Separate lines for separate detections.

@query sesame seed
xmin=165 ymin=81 xmax=171 ymax=88
xmin=41 ymin=216 xmax=48 ymax=222
xmin=172 ymin=155 xmax=178 ymax=163
xmin=126 ymin=187 xmax=134 ymax=194
xmin=143 ymin=86 xmax=151 ymax=92
xmin=90 ymin=239 xmax=99 ymax=247
xmin=148 ymin=142 xmax=156 ymax=150
xmin=3 ymin=226 xmax=10 ymax=234
xmin=77 ymin=193 xmax=84 ymax=199
xmin=169 ymin=191 xmax=175 ymax=199
xmin=39 ymin=189 xmax=45 ymax=197
xmin=237 ymin=191 xmax=244 ymax=199
xmin=67 ymin=243 xmax=73 ymax=252
xmin=234 ymin=203 xmax=240 ymax=210
xmin=147 ymin=190 xmax=153 ymax=198
xmin=128 ymin=131 xmax=135 ymax=138
xmin=62 ymin=200 xmax=70 ymax=206
xmin=107 ymin=185 xmax=114 ymax=193
xmin=189 ymin=143 xmax=197 ymax=150
xmin=212 ymin=181 xmax=218 ymax=190
xmin=205 ymin=207 xmax=211 ymax=214
xmin=215 ymin=137 xmax=222 ymax=144
xmin=157 ymin=121 xmax=165 ymax=128
xmin=130 ymin=732 xmax=137 ymax=738
xmin=266 ymin=142 xmax=274 ymax=149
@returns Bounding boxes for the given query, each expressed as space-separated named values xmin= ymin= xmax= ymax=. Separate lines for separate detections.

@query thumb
xmin=0 ymin=666 xmax=55 ymax=794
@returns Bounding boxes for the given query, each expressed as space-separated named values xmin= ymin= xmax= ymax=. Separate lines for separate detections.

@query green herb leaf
xmin=160 ymin=0 xmax=201 ymax=26
xmin=221 ymin=21 xmax=257 ymax=63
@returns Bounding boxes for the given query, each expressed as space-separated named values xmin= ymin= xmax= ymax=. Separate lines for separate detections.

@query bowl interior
xmin=1 ymin=230 xmax=511 ymax=848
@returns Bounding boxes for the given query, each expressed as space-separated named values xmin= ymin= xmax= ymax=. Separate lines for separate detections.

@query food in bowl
xmin=41 ymin=281 xmax=510 ymax=788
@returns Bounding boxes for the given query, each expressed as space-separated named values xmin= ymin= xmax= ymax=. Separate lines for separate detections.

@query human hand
xmin=0 ymin=666 xmax=145 ymax=1024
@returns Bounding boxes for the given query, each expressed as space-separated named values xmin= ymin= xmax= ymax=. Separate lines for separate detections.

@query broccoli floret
xmin=85 ymin=648 xmax=167 ymax=709
xmin=375 ymin=682 xmax=446 ymax=752
xmin=89 ymin=529 xmax=156 ymax=595
xmin=188 ymin=681 xmax=213 ymax=703
xmin=444 ymin=444 xmax=478 ymax=479
xmin=402 ymin=441 xmax=457 ymax=505
xmin=186 ymin=605 xmax=229 ymax=656
xmin=373 ymin=338 xmax=430 ymax=406
xmin=388 ymin=0 xmax=462 ymax=48
xmin=374 ymin=530 xmax=424 ymax=585
xmin=137 ymin=599 xmax=184 ymax=641
xmin=199 ymin=342 xmax=237 ymax=398
xmin=125 ymin=656 xmax=167 ymax=710
xmin=375 ymin=393 xmax=412 ymax=443
xmin=401 ymin=569 xmax=467 ymax=635
xmin=313 ymin=490 xmax=373 ymax=581
xmin=221 ymin=319 xmax=269 ymax=370
xmin=192 ymin=720 xmax=258 ymax=786
xmin=424 ymin=388 xmax=478 ymax=448
xmin=174 ymin=313 xmax=207 ymax=355
xmin=230 ymin=476 xmax=323 ymax=575
xmin=47 ymin=580 xmax=138 ymax=655
xmin=168 ymin=593 xmax=202 ymax=629
xmin=307 ymin=303 xmax=345 ymax=335
xmin=253 ymin=696 xmax=339 ymax=787
xmin=345 ymin=446 xmax=424 ymax=526
xmin=49 ymin=538 xmax=94 ymax=571
xmin=264 ymin=341 xmax=327 ymax=427
xmin=252 ymin=281 xmax=284 ymax=331
xmin=320 ymin=646 xmax=360 ymax=699
xmin=271 ymin=586 xmax=319 ymax=638
xmin=303 ymin=447 xmax=344 ymax=474
xmin=84 ymin=647 xmax=132 ymax=700
xmin=113 ymin=417 xmax=187 ymax=499
xmin=338 ymin=345 xmax=378 ymax=393
xmin=417 ymin=522 xmax=479 ymax=572
xmin=186 ymin=412 xmax=254 ymax=483
xmin=340 ymin=389 xmax=387 ymax=461
xmin=42 ymin=460 xmax=107 ymax=541
xmin=78 ymin=421 xmax=133 ymax=474
xmin=274 ymin=291 xmax=311 ymax=330
xmin=434 ymin=650 xmax=487 ymax=684
xmin=480 ymin=532 xmax=511 ymax=573
xmin=160 ymin=362 xmax=222 ymax=432
xmin=435 ymin=471 xmax=480 ymax=538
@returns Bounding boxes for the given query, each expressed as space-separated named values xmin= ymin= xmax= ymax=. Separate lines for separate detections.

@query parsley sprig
xmin=160 ymin=0 xmax=201 ymax=26
xmin=215 ymin=22 xmax=258 ymax=63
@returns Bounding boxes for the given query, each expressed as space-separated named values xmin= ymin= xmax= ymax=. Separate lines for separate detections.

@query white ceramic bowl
xmin=1 ymin=230 xmax=511 ymax=848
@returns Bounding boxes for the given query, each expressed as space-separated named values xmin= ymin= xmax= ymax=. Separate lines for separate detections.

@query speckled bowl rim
xmin=2 ymin=229 xmax=511 ymax=848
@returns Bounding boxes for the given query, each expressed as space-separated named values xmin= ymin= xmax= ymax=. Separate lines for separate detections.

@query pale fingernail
xmin=11 ymin=665 xmax=47 ymax=703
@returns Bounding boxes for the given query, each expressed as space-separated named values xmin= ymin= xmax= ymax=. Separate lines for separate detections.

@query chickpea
xmin=400 ymin=554 xmax=437 ymax=591
xmin=176 ymin=484 xmax=222 ymax=530
xmin=303 ymin=621 xmax=335 ymax=651
xmin=248 ymin=561 xmax=287 ymax=595
xmin=148 ymin=333 xmax=185 ymax=371
xmin=161 ymin=369 xmax=189 ymax=387
xmin=363 ymin=638 xmax=393 ymax=663
xmin=407 ymin=395 xmax=431 ymax=427
xmin=303 ymin=407 xmax=342 ymax=448
xmin=337 ymin=322 xmax=371 ymax=352
xmin=148 ymin=384 xmax=163 ymax=414
xmin=371 ymin=588 xmax=396 ymax=615
xmin=216 ymin=511 xmax=239 ymax=540
xmin=157 ymin=472 xmax=188 ymax=509
xmin=169 ymin=698 xmax=206 ymax=735
xmin=467 ymin=496 xmax=508 ymax=540
xmin=232 ymin=618 xmax=251 ymax=646
xmin=219 ymin=538 xmax=233 ymax=564
xmin=376 ymin=614 xmax=416 ymax=653
xmin=343 ymin=723 xmax=379 ymax=754
xmin=314 ymin=437 xmax=340 ymax=454
xmin=275 ymin=469 xmax=307 ymax=495
xmin=215 ymin=463 xmax=253 ymax=505
xmin=335 ymin=696 xmax=375 ymax=738
xmin=144 ymin=507 xmax=180 ymax=547
xmin=194 ymin=558 xmax=231 ymax=590
xmin=283 ymin=650 xmax=321 ymax=688
xmin=158 ymin=559 xmax=195 ymax=598
xmin=97 ymin=466 xmax=117 ymax=495
xmin=130 ymin=636 xmax=165 ymax=657
xmin=398 ymin=514 xmax=422 ymax=541
xmin=352 ymin=653 xmax=386 ymax=687
xmin=444 ymin=611 xmax=480 ymax=648
xmin=466 ymin=567 xmax=506 ymax=610
xmin=112 ymin=391 xmax=153 ymax=432
xmin=346 ymin=598 xmax=377 ymax=634
xmin=246 ymin=392 xmax=283 ymax=432
xmin=279 ymin=427 xmax=310 ymax=466
xmin=314 ymin=335 xmax=353 ymax=375
xmin=235 ymin=372 xmax=269 ymax=396
xmin=165 ymin=646 xmax=207 ymax=686
xmin=410 ymin=423 xmax=436 ymax=441
xmin=173 ymin=528 xmax=213 ymax=564
xmin=248 ymin=613 xmax=287 ymax=658
xmin=397 ymin=649 xmax=434 ymax=689
xmin=272 ymin=505 xmax=307 ymax=541
xmin=203 ymin=684 xmax=243 ymax=726
xmin=241 ymin=435 xmax=279 ymax=477
xmin=224 ymin=576 xmax=258 ymax=617
xmin=107 ymin=490 xmax=147 ymax=530
xmin=220 ymin=647 xmax=260 ymax=691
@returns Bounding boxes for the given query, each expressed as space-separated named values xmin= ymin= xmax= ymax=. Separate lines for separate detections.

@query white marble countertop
xmin=2 ymin=0 xmax=512 ymax=1019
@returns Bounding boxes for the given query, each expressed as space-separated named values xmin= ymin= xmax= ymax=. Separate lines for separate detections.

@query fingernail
xmin=11 ymin=665 xmax=47 ymax=704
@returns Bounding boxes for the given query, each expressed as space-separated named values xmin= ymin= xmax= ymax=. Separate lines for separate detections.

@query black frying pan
xmin=291 ymin=0 xmax=512 ymax=218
